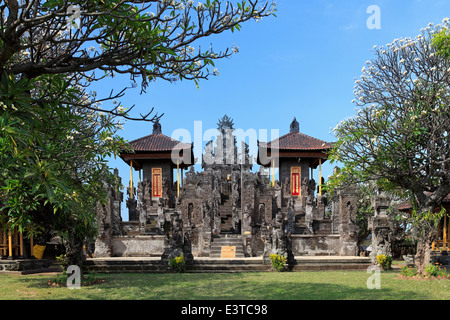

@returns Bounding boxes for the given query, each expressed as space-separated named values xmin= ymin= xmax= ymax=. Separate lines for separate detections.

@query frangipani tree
xmin=328 ymin=21 xmax=450 ymax=274
xmin=0 ymin=0 xmax=277 ymax=267
xmin=1 ymin=0 xmax=276 ymax=120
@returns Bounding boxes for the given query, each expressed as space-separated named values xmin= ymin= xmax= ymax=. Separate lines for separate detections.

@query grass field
xmin=0 ymin=270 xmax=448 ymax=300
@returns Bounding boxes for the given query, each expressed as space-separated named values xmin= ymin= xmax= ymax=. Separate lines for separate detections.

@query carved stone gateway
xmin=95 ymin=117 xmax=362 ymax=261
xmin=337 ymin=186 xmax=359 ymax=256
xmin=161 ymin=211 xmax=193 ymax=265
xmin=368 ymin=192 xmax=394 ymax=264
xmin=94 ymin=169 xmax=123 ymax=258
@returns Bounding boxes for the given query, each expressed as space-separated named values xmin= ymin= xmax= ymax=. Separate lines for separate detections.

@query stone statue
xmin=271 ymin=211 xmax=286 ymax=256
xmin=143 ymin=178 xmax=151 ymax=207
xmin=243 ymin=203 xmax=252 ymax=232
xmin=202 ymin=201 xmax=211 ymax=230
xmin=162 ymin=211 xmax=193 ymax=264
xmin=305 ymin=196 xmax=314 ymax=234
xmin=308 ymin=178 xmax=316 ymax=197
xmin=139 ymin=207 xmax=147 ymax=234
xmin=157 ymin=197 xmax=165 ymax=232
xmin=287 ymin=197 xmax=295 ymax=234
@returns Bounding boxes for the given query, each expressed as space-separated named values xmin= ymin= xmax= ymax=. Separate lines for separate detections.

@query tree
xmin=1 ymin=0 xmax=277 ymax=120
xmin=0 ymin=72 xmax=129 ymax=266
xmin=328 ymin=22 xmax=450 ymax=274
xmin=0 ymin=0 xmax=277 ymax=268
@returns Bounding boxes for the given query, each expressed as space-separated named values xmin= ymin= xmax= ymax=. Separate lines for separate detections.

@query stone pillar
xmin=368 ymin=192 xmax=393 ymax=264
xmin=338 ymin=186 xmax=359 ymax=256
xmin=201 ymin=201 xmax=212 ymax=256
xmin=161 ymin=211 xmax=193 ymax=265
xmin=94 ymin=184 xmax=113 ymax=257
xmin=241 ymin=174 xmax=255 ymax=256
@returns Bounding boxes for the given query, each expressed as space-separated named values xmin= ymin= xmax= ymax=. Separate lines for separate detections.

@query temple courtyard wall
xmin=100 ymin=230 xmax=343 ymax=258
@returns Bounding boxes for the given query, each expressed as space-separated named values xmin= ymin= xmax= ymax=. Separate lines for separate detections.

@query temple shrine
xmin=94 ymin=115 xmax=361 ymax=262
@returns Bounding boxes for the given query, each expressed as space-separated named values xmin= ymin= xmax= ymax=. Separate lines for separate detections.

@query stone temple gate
xmin=94 ymin=116 xmax=360 ymax=262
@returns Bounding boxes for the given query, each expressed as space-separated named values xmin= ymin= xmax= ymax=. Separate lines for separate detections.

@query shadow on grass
xmin=10 ymin=271 xmax=436 ymax=300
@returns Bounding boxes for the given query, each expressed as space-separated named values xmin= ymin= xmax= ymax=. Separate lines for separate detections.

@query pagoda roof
xmin=257 ymin=117 xmax=333 ymax=168
xmin=119 ymin=119 xmax=194 ymax=169
xmin=260 ymin=131 xmax=333 ymax=151
xmin=259 ymin=117 xmax=333 ymax=151
xmin=127 ymin=133 xmax=191 ymax=152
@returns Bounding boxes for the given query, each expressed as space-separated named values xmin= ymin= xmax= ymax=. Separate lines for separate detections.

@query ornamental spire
xmin=153 ymin=119 xmax=162 ymax=134
xmin=217 ymin=114 xmax=234 ymax=133
xmin=290 ymin=117 xmax=299 ymax=133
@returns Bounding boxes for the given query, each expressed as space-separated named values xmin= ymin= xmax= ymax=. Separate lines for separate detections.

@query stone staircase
xmin=210 ymin=234 xmax=245 ymax=258
xmin=83 ymin=257 xmax=270 ymax=273
xmin=83 ymin=256 xmax=371 ymax=273
xmin=294 ymin=212 xmax=310 ymax=234
xmin=219 ymin=195 xmax=233 ymax=233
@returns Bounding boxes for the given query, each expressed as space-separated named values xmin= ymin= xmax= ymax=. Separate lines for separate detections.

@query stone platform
xmin=83 ymin=256 xmax=371 ymax=273
xmin=0 ymin=258 xmax=61 ymax=274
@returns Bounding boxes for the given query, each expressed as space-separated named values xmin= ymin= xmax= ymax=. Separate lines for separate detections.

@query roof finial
xmin=153 ymin=119 xmax=162 ymax=134
xmin=290 ymin=117 xmax=299 ymax=133
xmin=217 ymin=114 xmax=234 ymax=133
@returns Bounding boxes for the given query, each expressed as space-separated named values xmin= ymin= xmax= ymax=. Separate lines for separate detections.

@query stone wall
xmin=111 ymin=236 xmax=164 ymax=257
xmin=291 ymin=235 xmax=341 ymax=256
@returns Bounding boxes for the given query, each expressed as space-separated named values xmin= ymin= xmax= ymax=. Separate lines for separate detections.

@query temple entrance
xmin=219 ymin=194 xmax=234 ymax=233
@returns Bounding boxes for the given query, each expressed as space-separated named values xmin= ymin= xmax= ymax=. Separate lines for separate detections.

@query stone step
xmin=210 ymin=235 xmax=245 ymax=258
xmin=83 ymin=256 xmax=372 ymax=273
xmin=210 ymin=248 xmax=245 ymax=256
xmin=188 ymin=264 xmax=270 ymax=272
xmin=212 ymin=238 xmax=242 ymax=244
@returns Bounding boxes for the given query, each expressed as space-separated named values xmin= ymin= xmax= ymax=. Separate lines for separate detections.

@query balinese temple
xmin=257 ymin=117 xmax=333 ymax=199
xmin=119 ymin=119 xmax=194 ymax=221
xmin=0 ymin=223 xmax=53 ymax=273
xmin=0 ymin=227 xmax=25 ymax=259
xmin=95 ymin=115 xmax=362 ymax=259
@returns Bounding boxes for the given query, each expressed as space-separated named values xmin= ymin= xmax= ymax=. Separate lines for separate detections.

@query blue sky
xmin=91 ymin=1 xmax=450 ymax=220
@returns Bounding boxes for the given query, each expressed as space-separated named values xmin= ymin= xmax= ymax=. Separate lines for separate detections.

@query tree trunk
xmin=414 ymin=228 xmax=436 ymax=275
xmin=64 ymin=232 xmax=86 ymax=273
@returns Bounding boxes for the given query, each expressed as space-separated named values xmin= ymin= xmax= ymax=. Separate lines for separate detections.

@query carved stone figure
xmin=287 ymin=197 xmax=295 ymax=234
xmin=202 ymin=201 xmax=211 ymax=231
xmin=161 ymin=211 xmax=192 ymax=265
xmin=368 ymin=193 xmax=394 ymax=264
xmin=126 ymin=197 xmax=138 ymax=221
xmin=271 ymin=211 xmax=286 ymax=256
xmin=243 ymin=203 xmax=252 ymax=232
xmin=308 ymin=178 xmax=316 ymax=197
xmin=305 ymin=196 xmax=314 ymax=234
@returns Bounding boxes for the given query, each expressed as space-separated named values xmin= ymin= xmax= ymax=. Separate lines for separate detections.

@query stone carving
xmin=287 ymin=198 xmax=295 ymax=234
xmin=305 ymin=196 xmax=314 ymax=234
xmin=243 ymin=203 xmax=252 ymax=233
xmin=308 ymin=178 xmax=316 ymax=197
xmin=202 ymin=201 xmax=212 ymax=231
xmin=338 ymin=190 xmax=360 ymax=256
xmin=94 ymin=169 xmax=123 ymax=257
xmin=271 ymin=211 xmax=287 ymax=256
xmin=157 ymin=197 xmax=165 ymax=232
xmin=368 ymin=192 xmax=394 ymax=264
xmin=161 ymin=211 xmax=193 ymax=265
xmin=97 ymin=118 xmax=363 ymax=260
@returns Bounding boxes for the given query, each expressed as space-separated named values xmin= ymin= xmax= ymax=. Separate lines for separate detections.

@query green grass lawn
xmin=0 ymin=270 xmax=448 ymax=300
